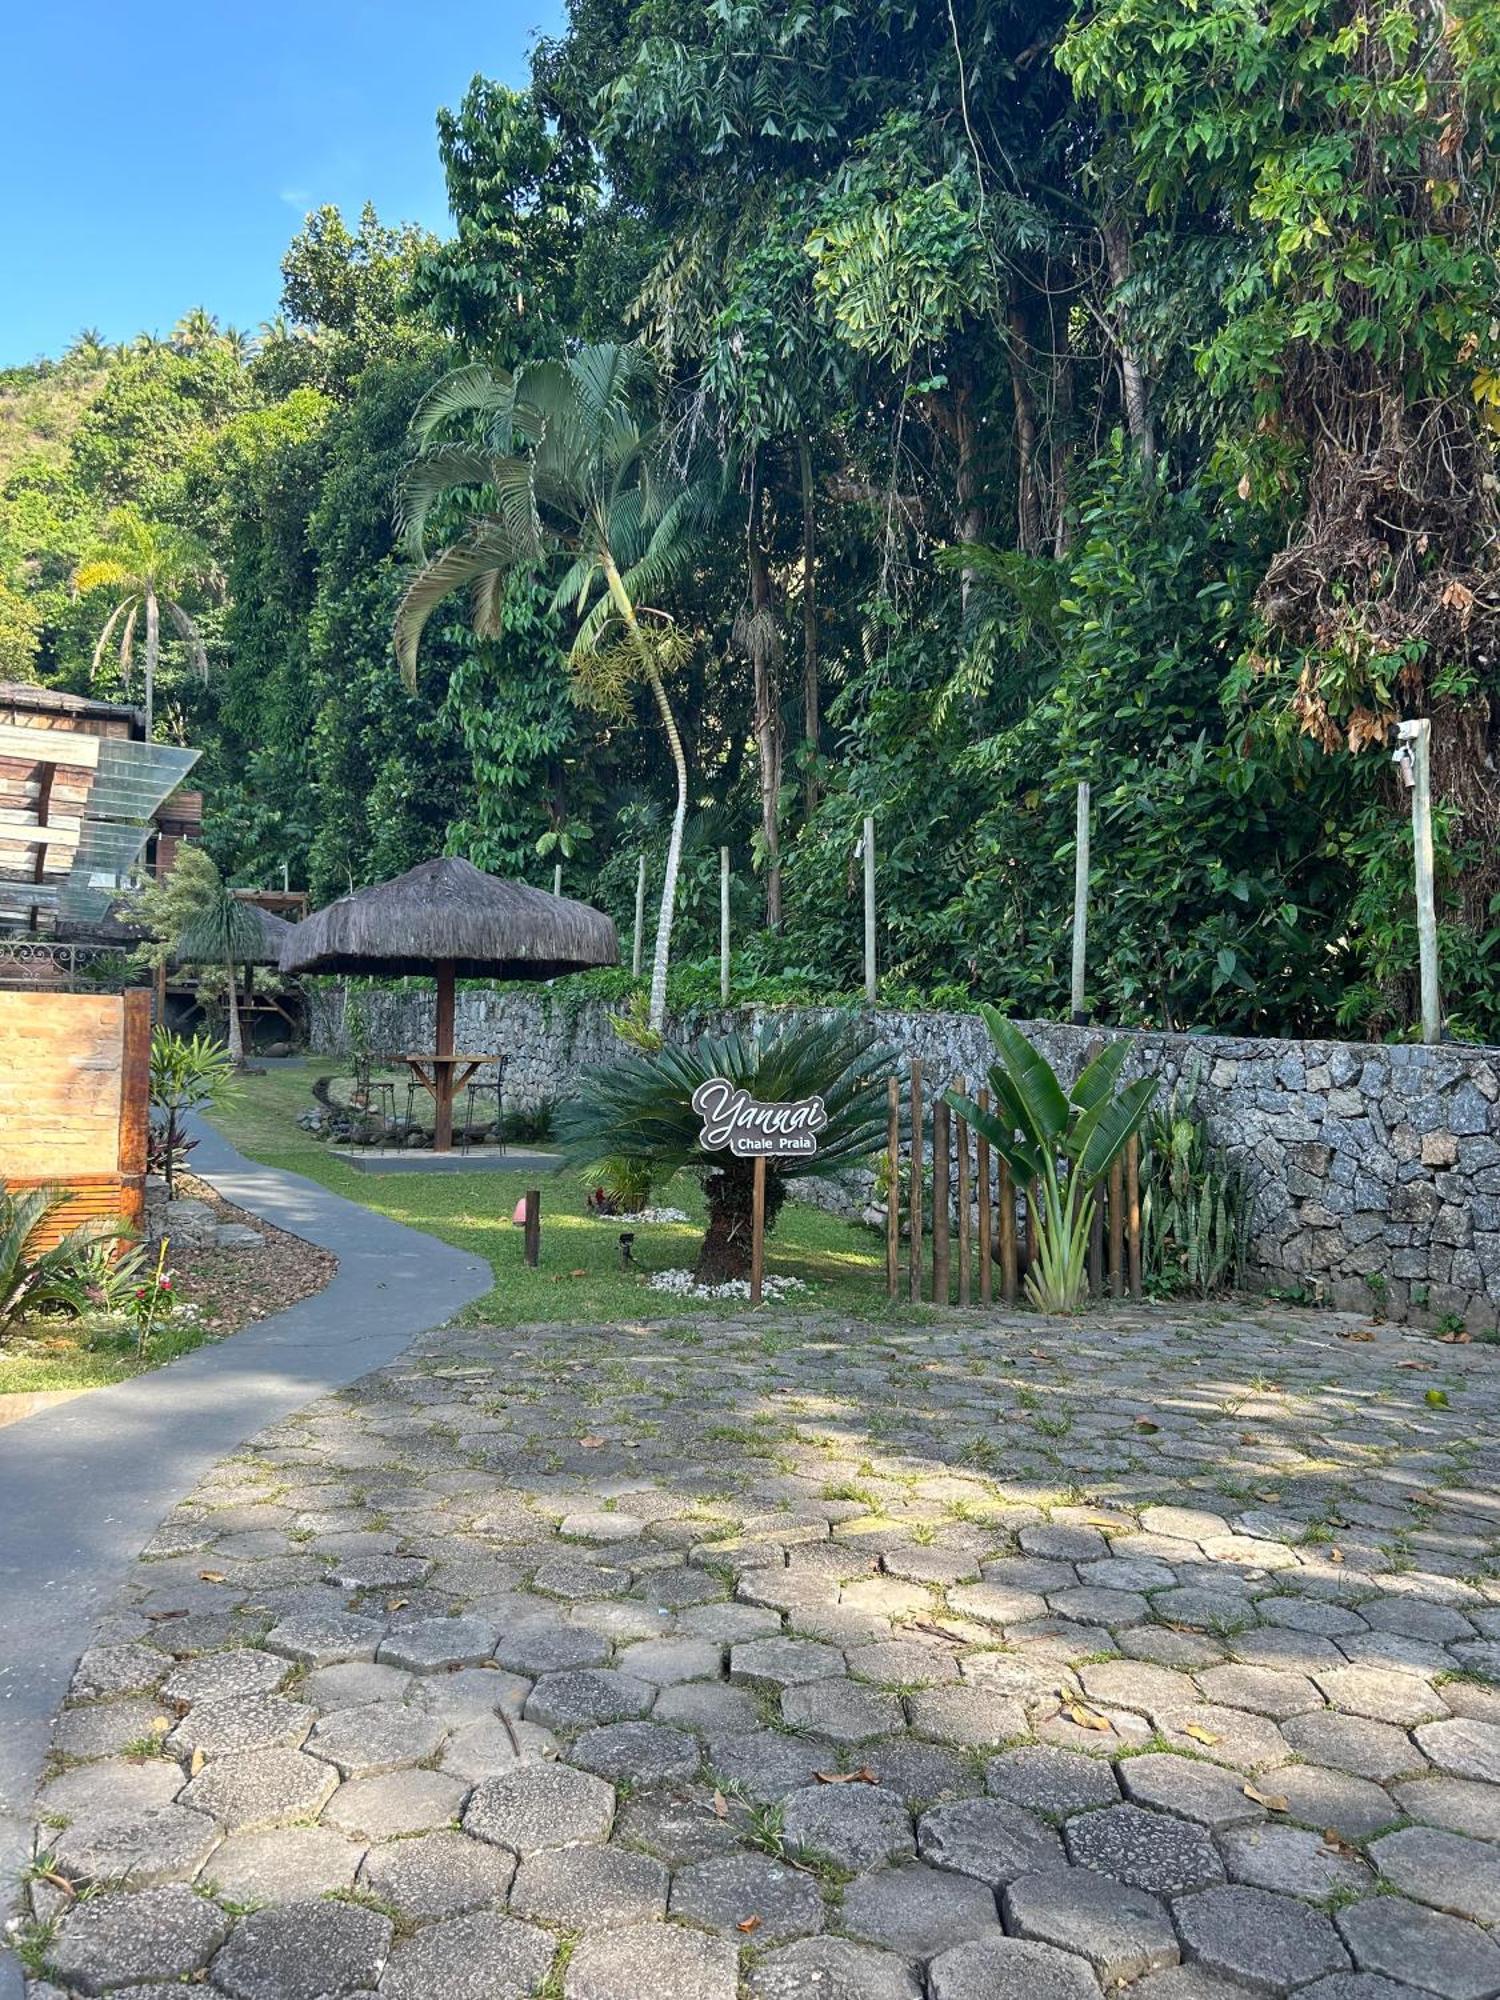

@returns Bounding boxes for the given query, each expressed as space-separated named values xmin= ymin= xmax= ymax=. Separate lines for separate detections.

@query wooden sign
xmin=691 ymin=1078 xmax=827 ymax=1159
xmin=691 ymin=1077 xmax=826 ymax=1304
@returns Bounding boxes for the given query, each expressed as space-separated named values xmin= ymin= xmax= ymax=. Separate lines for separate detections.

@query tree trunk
xmin=1007 ymin=302 xmax=1045 ymax=557
xmin=144 ymin=586 xmax=159 ymax=737
xmin=953 ymin=359 xmax=985 ymax=606
xmin=1102 ymin=220 xmax=1157 ymax=469
xmin=799 ymin=441 xmax=820 ymax=817
xmin=747 ymin=527 xmax=783 ymax=931
xmin=224 ymin=959 xmax=245 ymax=1064
xmin=1051 ymin=297 xmax=1076 ymax=558
xmin=601 ymin=551 xmax=689 ymax=1036
xmin=694 ymin=1163 xmax=787 ymax=1283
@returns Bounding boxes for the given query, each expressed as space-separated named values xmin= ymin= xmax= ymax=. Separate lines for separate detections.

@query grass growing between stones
xmin=209 ymin=1059 xmax=897 ymax=1327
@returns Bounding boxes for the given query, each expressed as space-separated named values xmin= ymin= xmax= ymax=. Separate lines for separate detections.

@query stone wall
xmin=308 ymin=985 xmax=1500 ymax=1330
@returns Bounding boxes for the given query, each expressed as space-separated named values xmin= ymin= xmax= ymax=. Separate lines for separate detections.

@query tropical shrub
xmin=946 ymin=1014 xmax=1158 ymax=1315
xmin=0 ymin=1183 xmax=130 ymax=1337
xmin=555 ymin=1019 xmax=896 ymax=1282
xmin=149 ymin=1028 xmax=238 ymax=1196
xmin=1141 ymin=1081 xmax=1254 ymax=1298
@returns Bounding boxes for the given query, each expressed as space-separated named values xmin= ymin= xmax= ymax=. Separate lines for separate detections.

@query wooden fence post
xmin=522 ymin=1190 xmax=541 ymax=1267
xmin=955 ymin=1090 xmax=971 ymax=1307
xmin=1000 ymin=1163 xmax=1018 ymax=1304
xmin=886 ymin=1077 xmax=901 ymax=1300
xmin=931 ymin=1100 xmax=950 ymax=1304
xmin=976 ymin=1087 xmax=992 ymax=1307
xmin=1126 ymin=1133 xmax=1143 ymax=1300
xmin=1109 ymin=1155 xmax=1125 ymax=1299
xmin=1088 ymin=1186 xmax=1105 ymax=1297
xmin=908 ymin=1060 xmax=924 ymax=1304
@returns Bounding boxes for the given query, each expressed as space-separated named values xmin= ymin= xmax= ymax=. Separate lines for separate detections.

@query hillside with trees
xmin=4 ymin=0 xmax=1498 ymax=1041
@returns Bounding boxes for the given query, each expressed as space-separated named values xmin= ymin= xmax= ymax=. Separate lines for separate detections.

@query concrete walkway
xmin=0 ymin=1117 xmax=491 ymax=1921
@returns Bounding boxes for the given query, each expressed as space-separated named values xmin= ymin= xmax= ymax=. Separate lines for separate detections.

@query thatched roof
xmin=278 ymin=856 xmax=619 ymax=980
xmin=240 ymin=902 xmax=296 ymax=967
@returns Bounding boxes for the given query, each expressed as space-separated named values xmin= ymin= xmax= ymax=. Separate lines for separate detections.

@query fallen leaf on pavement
xmin=737 ymin=1917 xmax=761 ymax=1934
xmin=712 ymin=1790 xmax=729 ymax=1819
xmin=1065 ymin=1704 xmax=1112 ymax=1733
xmin=190 ymin=1748 xmax=206 ymax=1776
xmin=815 ymin=1767 xmax=878 ymax=1785
xmin=1244 ymin=1783 xmax=1288 ymax=1810
xmin=198 ymin=1571 xmax=226 ymax=1584
xmin=579 ymin=1436 xmax=606 ymax=1449
xmin=1183 ymin=1724 xmax=1220 ymax=1746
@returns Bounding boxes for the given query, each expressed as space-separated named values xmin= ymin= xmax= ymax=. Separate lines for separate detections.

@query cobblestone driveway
xmin=22 ymin=1302 xmax=1500 ymax=1999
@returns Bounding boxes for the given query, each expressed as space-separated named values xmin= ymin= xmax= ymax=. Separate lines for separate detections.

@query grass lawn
xmin=0 ymin=1317 xmax=216 ymax=1397
xmin=209 ymin=1059 xmax=910 ymax=1328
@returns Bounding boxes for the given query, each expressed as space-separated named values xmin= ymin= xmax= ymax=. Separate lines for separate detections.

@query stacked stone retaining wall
xmin=308 ymin=985 xmax=1500 ymax=1330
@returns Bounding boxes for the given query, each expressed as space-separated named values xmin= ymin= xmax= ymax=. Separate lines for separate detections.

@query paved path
xmin=0 ymin=1118 xmax=490 ymax=1930
xmin=17 ymin=1296 xmax=1500 ymax=1998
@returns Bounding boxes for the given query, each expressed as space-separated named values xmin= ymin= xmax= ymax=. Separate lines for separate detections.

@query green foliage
xmin=555 ymin=1017 xmax=896 ymax=1278
xmin=149 ymin=1026 xmax=240 ymax=1193
xmin=0 ymin=1182 xmax=129 ymax=1336
xmin=946 ymin=1014 xmax=1157 ymax=1314
xmin=1140 ymin=1078 xmax=1254 ymax=1297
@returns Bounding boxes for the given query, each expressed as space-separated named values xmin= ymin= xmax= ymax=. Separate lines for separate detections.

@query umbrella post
xmin=434 ymin=959 xmax=456 ymax=1152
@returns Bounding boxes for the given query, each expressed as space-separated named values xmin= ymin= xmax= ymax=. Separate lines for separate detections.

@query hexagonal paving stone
xmin=47 ymin=1883 xmax=229 ymax=1995
xmin=52 ymin=1803 xmax=221 ymax=1889
xmin=847 ymin=1638 xmax=963 ymax=1687
xmin=374 ymin=1614 xmax=500 ymax=1672
xmin=950 ymin=1583 xmax=1052 ymax=1629
xmin=1392 ymin=1776 xmax=1500 ymax=1843
xmin=381 ymin=1910 xmax=556 ymax=2000
xmin=510 ymin=1843 xmax=669 ymax=1927
xmin=200 ymin=1825 xmax=366 ymax=1905
xmin=160 ymin=1647 xmax=289 ymax=1705
xmin=263 ymin=1609 xmax=385 ymax=1666
xmin=1283 ymin=1711 xmax=1428 ymax=1783
xmin=986 ymin=1746 xmax=1120 ymax=1819
xmin=70 ymin=1641 xmax=167 ymax=1700
xmin=38 ymin=1755 xmax=184 ymax=1821
xmin=1077 ymin=1661 xmax=1198 ymax=1716
xmin=1317 ymin=1666 xmax=1449 ymax=1727
xmin=918 ymin=1798 xmax=1062 ymax=1888
xmin=865 ymin=1736 xmax=978 ymax=1808
xmin=321 ymin=1767 xmax=468 ymax=1840
xmin=1003 ymin=1867 xmax=1178 ymax=1983
xmin=166 ymin=1691 xmax=317 ymax=1759
xmin=1414 ymin=1718 xmax=1500 ymax=1784
xmin=463 ymin=1760 xmax=615 ymax=1853
xmin=1065 ymin=1803 xmax=1224 ymax=1895
xmin=1155 ymin=1704 xmax=1290 ymax=1772
xmin=1220 ymin=1824 xmax=1373 ymax=1901
xmin=616 ymin=1637 xmax=723 ymax=1683
xmin=563 ymin=1922 xmax=740 ymax=2000
xmin=438 ymin=1714 xmax=557 ymax=1781
xmin=839 ymin=1861 xmax=1001 ymax=1959
xmin=611 ymin=1787 xmax=746 ymax=1868
xmin=494 ymin=1616 xmax=612 ymax=1676
xmin=1337 ymin=1896 xmax=1500 ymax=2000
xmin=783 ymin=1678 xmax=905 ymax=1742
xmin=909 ymin=1685 xmax=1028 ymax=1749
xmin=782 ymin=1781 xmax=916 ymax=1871
xmin=747 ymin=1936 xmax=923 ymax=1999
xmin=1368 ymin=1826 xmax=1500 ymax=1926
xmin=305 ymin=1701 xmax=447 ymax=1776
xmin=1116 ymin=1754 xmax=1267 ymax=1833
xmin=300 ymin=1660 xmax=411 ymax=1708
xmin=211 ymin=1897 xmax=393 ymax=2000
xmin=729 ymin=1636 xmax=845 ymax=1692
xmin=1174 ymin=1885 xmax=1351 ymax=1994
xmin=178 ymin=1747 xmax=339 ymax=1833
xmin=49 ymin=1697 xmax=169 ymax=1761
xmin=524 ymin=1667 xmax=654 ymax=1731
xmin=1268 ymin=1764 xmax=1400 ymax=1842
xmin=1194 ymin=1665 xmax=1323 ymax=1720
xmin=710 ymin=1729 xmax=831 ymax=1802
xmin=927 ymin=1935 xmax=1104 ymax=2000
xmin=670 ymin=1850 xmax=825 ymax=1943
xmin=357 ymin=1828 xmax=514 ymax=1918
xmin=653 ymin=1681 xmax=760 ymax=1737
xmin=570 ymin=1720 xmax=700 ymax=1786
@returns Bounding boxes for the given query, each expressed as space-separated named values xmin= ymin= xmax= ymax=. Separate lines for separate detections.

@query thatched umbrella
xmin=279 ymin=856 xmax=619 ymax=1149
xmin=238 ymin=902 xmax=297 ymax=965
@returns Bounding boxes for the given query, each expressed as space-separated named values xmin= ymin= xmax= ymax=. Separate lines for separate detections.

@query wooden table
xmin=400 ymin=1051 xmax=505 ymax=1153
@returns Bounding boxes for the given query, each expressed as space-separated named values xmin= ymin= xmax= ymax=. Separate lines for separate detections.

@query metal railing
xmin=0 ymin=937 xmax=134 ymax=991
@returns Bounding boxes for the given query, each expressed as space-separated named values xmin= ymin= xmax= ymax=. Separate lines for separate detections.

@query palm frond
xmin=395 ymin=446 xmax=503 ymax=553
xmin=89 ymin=597 xmax=134 ymax=678
xmin=411 ymin=363 xmax=516 ymax=447
xmin=162 ymin=599 xmax=210 ymax=681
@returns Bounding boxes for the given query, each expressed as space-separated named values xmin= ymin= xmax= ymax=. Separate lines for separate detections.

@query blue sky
xmin=2 ymin=0 xmax=563 ymax=367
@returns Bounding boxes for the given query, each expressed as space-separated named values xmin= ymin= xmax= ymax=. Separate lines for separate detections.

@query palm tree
xmin=74 ymin=507 xmax=216 ymax=735
xmin=129 ymin=846 xmax=262 ymax=1064
xmin=393 ymin=342 xmax=714 ymax=1033
xmin=555 ymin=1018 xmax=897 ymax=1282
xmin=171 ymin=307 xmax=221 ymax=353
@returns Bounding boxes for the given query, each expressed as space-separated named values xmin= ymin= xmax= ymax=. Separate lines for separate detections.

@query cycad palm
xmin=393 ymin=341 xmax=714 ymax=1032
xmin=74 ymin=506 xmax=216 ymax=735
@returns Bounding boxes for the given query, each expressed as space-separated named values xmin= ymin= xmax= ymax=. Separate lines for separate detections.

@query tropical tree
xmin=393 ymin=341 xmax=715 ymax=1031
xmin=127 ymin=846 xmax=262 ymax=1063
xmin=0 ymin=1182 xmax=128 ymax=1336
xmin=73 ymin=506 xmax=216 ymax=733
xmin=945 ymin=1013 xmax=1158 ymax=1314
xmin=555 ymin=1018 xmax=896 ymax=1282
